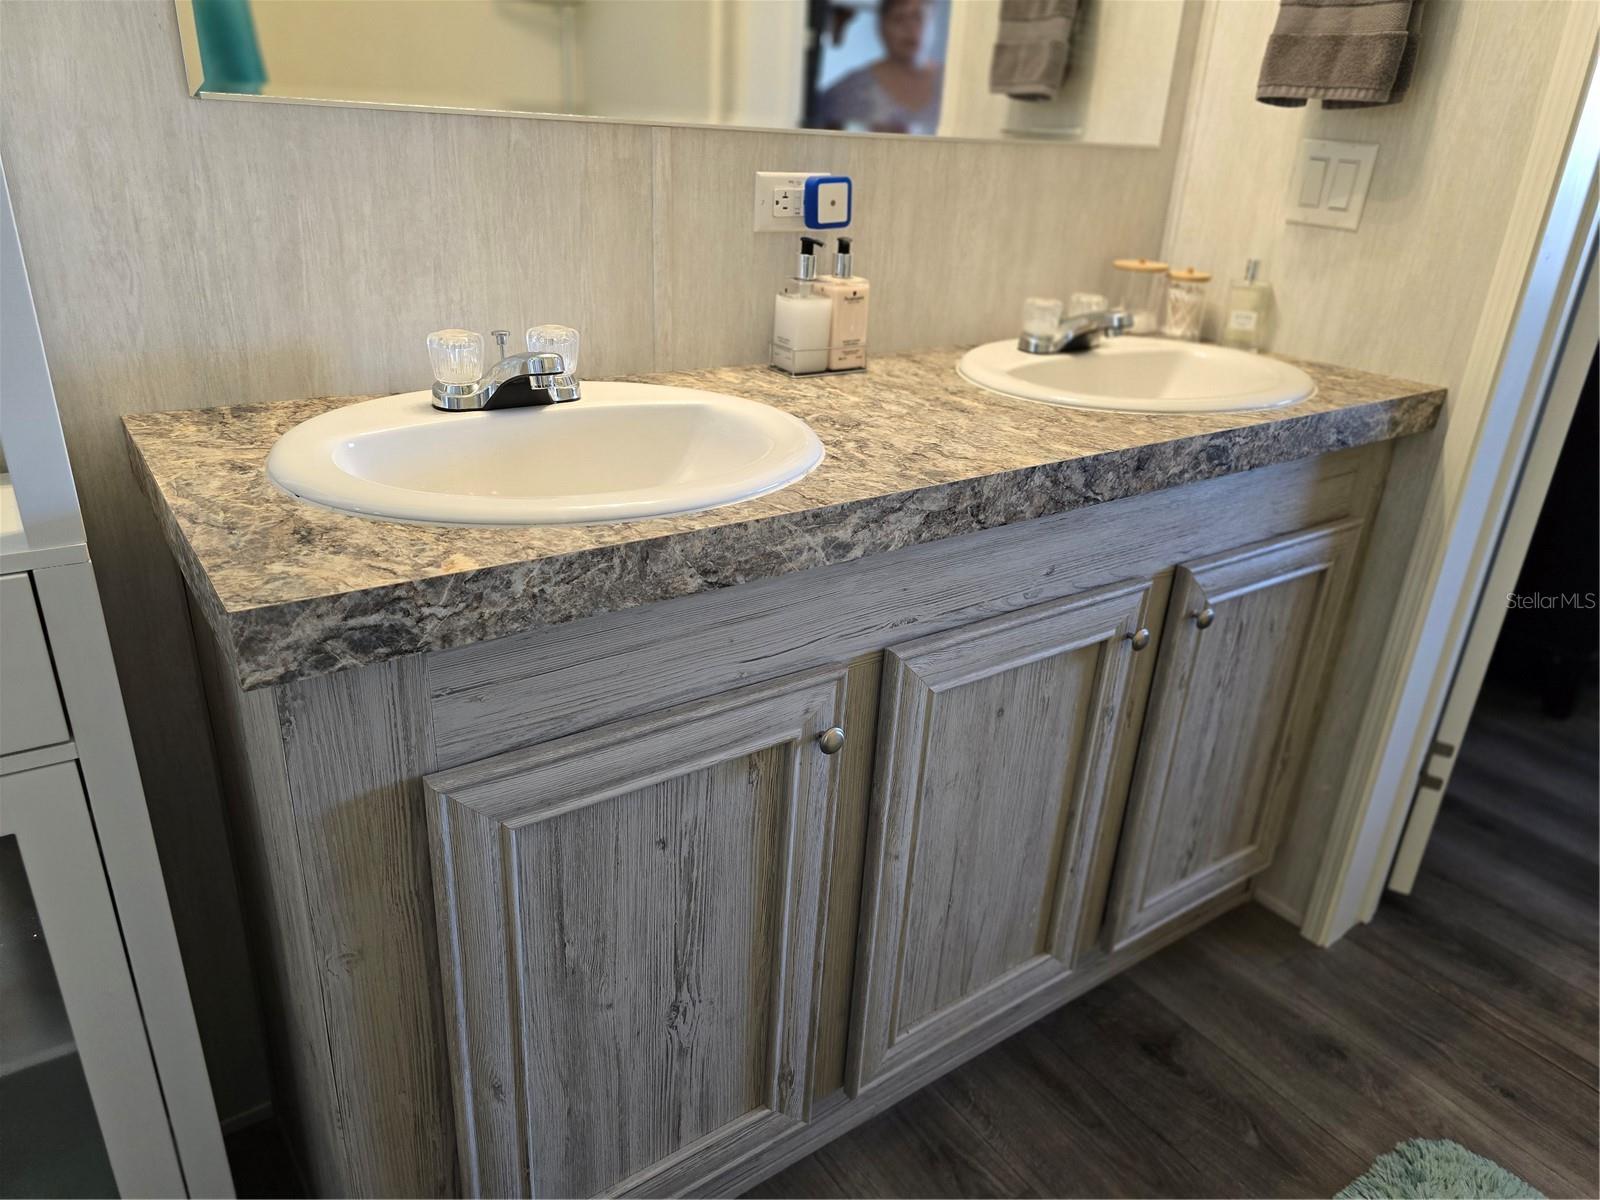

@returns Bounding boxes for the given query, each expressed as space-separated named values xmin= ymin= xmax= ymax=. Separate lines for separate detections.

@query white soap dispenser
xmin=814 ymin=236 xmax=869 ymax=372
xmin=772 ymin=237 xmax=833 ymax=375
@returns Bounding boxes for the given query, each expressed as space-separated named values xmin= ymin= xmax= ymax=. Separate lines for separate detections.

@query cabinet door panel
xmin=1106 ymin=521 xmax=1360 ymax=950
xmin=850 ymin=581 xmax=1153 ymax=1094
xmin=426 ymin=666 xmax=849 ymax=1198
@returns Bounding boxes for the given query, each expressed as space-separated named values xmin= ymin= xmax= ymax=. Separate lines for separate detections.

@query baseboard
xmin=1249 ymin=885 xmax=1307 ymax=929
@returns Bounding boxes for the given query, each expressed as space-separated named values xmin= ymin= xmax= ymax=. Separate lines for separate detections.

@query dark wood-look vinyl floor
xmin=225 ymin=685 xmax=1598 ymax=1199
xmin=750 ymin=684 xmax=1600 ymax=1200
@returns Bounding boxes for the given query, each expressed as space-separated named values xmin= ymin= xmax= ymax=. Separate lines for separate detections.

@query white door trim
xmin=1388 ymin=243 xmax=1597 ymax=893
xmin=1304 ymin=17 xmax=1600 ymax=943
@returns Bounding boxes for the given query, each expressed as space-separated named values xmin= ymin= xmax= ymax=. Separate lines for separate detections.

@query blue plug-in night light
xmin=803 ymin=175 xmax=852 ymax=230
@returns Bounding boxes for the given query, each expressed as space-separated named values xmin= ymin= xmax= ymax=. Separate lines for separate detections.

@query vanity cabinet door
xmin=1105 ymin=520 xmax=1361 ymax=950
xmin=849 ymin=580 xmax=1156 ymax=1095
xmin=425 ymin=665 xmax=850 ymax=1199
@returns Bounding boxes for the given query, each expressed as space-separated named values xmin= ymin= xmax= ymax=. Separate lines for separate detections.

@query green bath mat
xmin=1336 ymin=1139 xmax=1544 ymax=1199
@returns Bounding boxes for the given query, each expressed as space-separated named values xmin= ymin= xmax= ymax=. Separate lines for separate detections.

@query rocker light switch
xmin=1287 ymin=138 xmax=1378 ymax=232
xmin=1298 ymin=157 xmax=1329 ymax=208
xmin=1326 ymin=159 xmax=1360 ymax=211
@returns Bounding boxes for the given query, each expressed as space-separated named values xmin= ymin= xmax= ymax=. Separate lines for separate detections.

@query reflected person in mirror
xmin=813 ymin=0 xmax=945 ymax=135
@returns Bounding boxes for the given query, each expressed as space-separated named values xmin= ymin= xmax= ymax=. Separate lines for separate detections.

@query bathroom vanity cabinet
xmin=189 ymin=446 xmax=1387 ymax=1198
xmin=416 ymin=503 xmax=1363 ymax=1198
xmin=127 ymin=346 xmax=1443 ymax=1197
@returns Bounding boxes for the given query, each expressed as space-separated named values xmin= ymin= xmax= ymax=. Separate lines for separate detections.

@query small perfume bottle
xmin=1219 ymin=259 xmax=1274 ymax=352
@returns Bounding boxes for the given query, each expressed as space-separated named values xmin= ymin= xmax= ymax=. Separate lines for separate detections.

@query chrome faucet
xmin=1018 ymin=309 xmax=1134 ymax=355
xmin=428 ymin=327 xmax=582 ymax=412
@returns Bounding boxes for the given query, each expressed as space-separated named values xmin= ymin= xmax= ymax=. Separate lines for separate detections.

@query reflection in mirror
xmin=178 ymin=0 xmax=1184 ymax=148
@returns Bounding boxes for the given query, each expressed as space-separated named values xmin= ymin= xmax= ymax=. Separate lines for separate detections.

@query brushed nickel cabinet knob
xmin=1195 ymin=605 xmax=1216 ymax=630
xmin=817 ymin=726 xmax=846 ymax=755
xmin=1127 ymin=627 xmax=1151 ymax=651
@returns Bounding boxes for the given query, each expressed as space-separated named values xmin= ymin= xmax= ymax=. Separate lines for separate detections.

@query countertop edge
xmin=148 ymin=383 xmax=1443 ymax=692
xmin=125 ymin=421 xmax=240 ymax=667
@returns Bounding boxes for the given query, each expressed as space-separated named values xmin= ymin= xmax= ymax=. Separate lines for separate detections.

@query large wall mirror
xmin=176 ymin=0 xmax=1187 ymax=147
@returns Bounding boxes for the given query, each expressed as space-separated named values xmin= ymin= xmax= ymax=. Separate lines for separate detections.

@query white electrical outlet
xmin=753 ymin=171 xmax=825 ymax=233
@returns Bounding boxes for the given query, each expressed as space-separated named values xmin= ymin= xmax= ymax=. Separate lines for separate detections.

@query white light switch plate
xmin=753 ymin=171 xmax=826 ymax=233
xmin=1287 ymin=138 xmax=1378 ymax=232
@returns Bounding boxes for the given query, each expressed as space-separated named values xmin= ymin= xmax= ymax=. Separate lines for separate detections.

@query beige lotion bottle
xmin=1219 ymin=258 xmax=1274 ymax=351
xmin=772 ymin=237 xmax=833 ymax=375
xmin=814 ymin=236 xmax=869 ymax=371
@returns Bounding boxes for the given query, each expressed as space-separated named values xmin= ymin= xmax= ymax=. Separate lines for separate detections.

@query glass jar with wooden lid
xmin=1112 ymin=258 xmax=1168 ymax=333
xmin=1164 ymin=266 xmax=1212 ymax=341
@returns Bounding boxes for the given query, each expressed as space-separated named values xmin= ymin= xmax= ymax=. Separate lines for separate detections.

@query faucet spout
xmin=431 ymin=348 xmax=581 ymax=412
xmin=1018 ymin=308 xmax=1133 ymax=354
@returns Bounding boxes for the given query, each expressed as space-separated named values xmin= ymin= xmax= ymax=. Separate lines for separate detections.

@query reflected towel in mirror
xmin=989 ymin=0 xmax=1078 ymax=101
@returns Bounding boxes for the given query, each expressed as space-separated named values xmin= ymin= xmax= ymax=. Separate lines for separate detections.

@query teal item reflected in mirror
xmin=193 ymin=0 xmax=266 ymax=95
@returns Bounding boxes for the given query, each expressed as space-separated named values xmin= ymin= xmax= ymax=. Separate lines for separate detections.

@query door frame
xmin=1305 ymin=19 xmax=1600 ymax=942
xmin=1387 ymin=244 xmax=1598 ymax=893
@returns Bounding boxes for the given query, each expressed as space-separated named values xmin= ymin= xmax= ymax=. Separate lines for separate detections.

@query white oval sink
xmin=266 ymin=381 xmax=824 ymax=525
xmin=958 ymin=337 xmax=1315 ymax=413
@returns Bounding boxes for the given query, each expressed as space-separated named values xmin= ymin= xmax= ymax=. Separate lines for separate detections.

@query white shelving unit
xmin=0 ymin=158 xmax=233 ymax=1197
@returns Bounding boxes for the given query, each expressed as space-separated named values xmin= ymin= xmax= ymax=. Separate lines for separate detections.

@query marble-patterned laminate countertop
xmin=126 ymin=347 xmax=1443 ymax=690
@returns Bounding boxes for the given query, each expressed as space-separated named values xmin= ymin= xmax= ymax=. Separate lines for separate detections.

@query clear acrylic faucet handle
xmin=1021 ymin=297 xmax=1064 ymax=337
xmin=527 ymin=324 xmax=580 ymax=375
xmin=427 ymin=329 xmax=483 ymax=385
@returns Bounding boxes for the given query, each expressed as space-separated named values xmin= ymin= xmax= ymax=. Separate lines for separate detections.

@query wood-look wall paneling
xmin=651 ymin=0 xmax=1201 ymax=370
xmin=1164 ymin=0 xmax=1570 ymax=389
xmin=0 ymin=0 xmax=1197 ymax=1123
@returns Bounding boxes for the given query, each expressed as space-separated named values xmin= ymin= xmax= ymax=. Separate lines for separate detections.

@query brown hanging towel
xmin=1257 ymin=0 xmax=1424 ymax=109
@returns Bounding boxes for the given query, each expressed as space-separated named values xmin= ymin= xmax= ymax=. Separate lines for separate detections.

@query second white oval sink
xmin=958 ymin=337 xmax=1315 ymax=413
xmin=266 ymin=382 xmax=824 ymax=525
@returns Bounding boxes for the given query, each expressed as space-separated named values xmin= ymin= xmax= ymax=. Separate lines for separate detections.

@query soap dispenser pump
xmin=814 ymin=236 xmax=870 ymax=372
xmin=772 ymin=236 xmax=833 ymax=375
